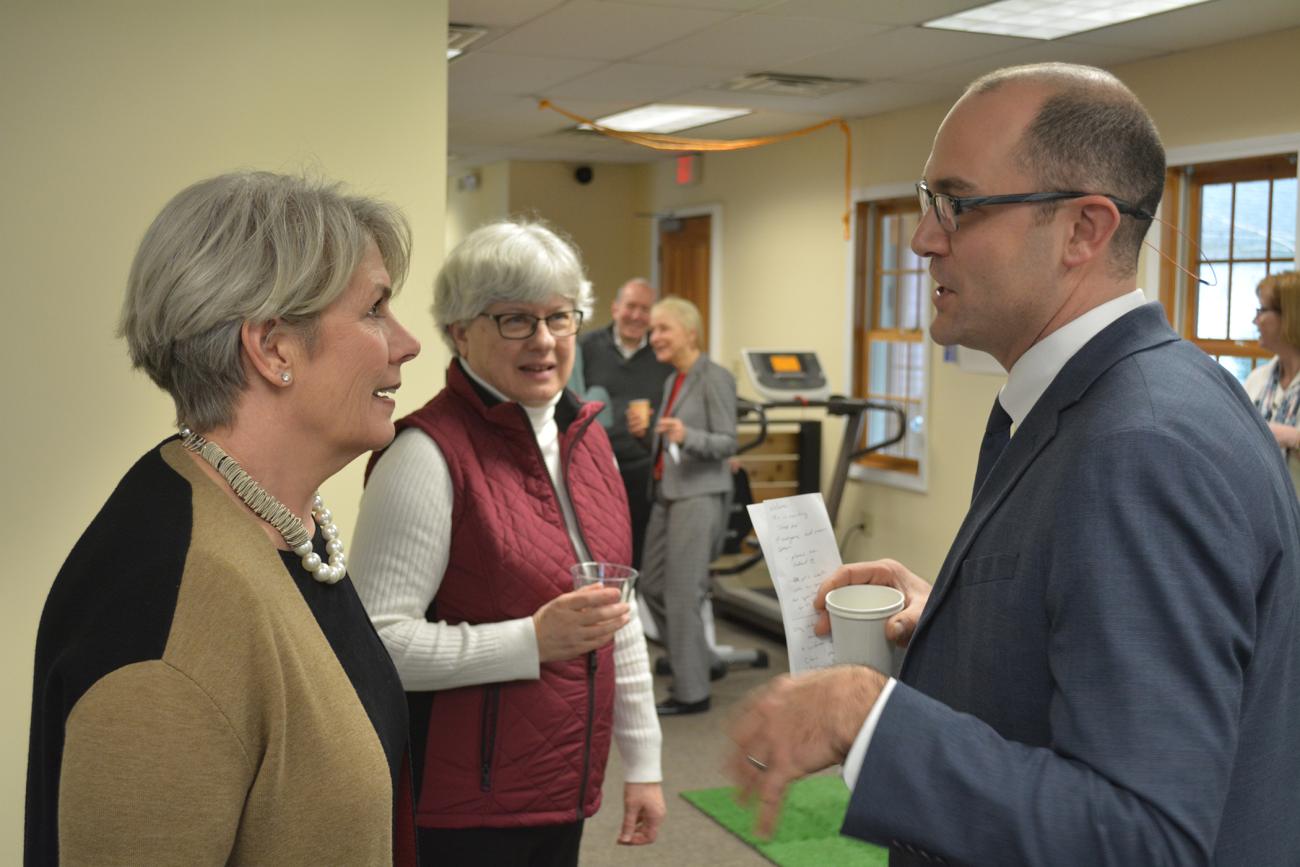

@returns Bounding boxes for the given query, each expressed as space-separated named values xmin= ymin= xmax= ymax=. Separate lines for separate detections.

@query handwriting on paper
xmin=747 ymin=493 xmax=838 ymax=674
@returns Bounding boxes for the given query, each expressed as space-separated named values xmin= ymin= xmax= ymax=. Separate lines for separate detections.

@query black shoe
xmin=654 ymin=657 xmax=728 ymax=682
xmin=656 ymin=697 xmax=711 ymax=716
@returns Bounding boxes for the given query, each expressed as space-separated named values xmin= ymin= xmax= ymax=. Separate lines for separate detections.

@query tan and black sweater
xmin=26 ymin=439 xmax=415 ymax=866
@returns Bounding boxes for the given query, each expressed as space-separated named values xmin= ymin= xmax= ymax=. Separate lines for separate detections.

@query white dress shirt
xmin=843 ymin=289 xmax=1150 ymax=791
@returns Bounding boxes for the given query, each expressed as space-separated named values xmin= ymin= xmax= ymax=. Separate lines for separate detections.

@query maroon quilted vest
xmin=382 ymin=360 xmax=631 ymax=828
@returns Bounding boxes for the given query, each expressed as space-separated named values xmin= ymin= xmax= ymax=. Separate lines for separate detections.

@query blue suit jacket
xmin=843 ymin=304 xmax=1300 ymax=866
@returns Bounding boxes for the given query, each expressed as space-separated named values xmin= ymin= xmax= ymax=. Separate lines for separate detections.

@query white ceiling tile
xmin=449 ymin=0 xmax=568 ymax=29
xmin=481 ymin=0 xmax=733 ymax=61
xmin=446 ymin=0 xmax=1300 ymax=165
xmin=636 ymin=12 xmax=891 ymax=67
xmin=779 ymin=26 xmax=1033 ymax=80
xmin=1061 ymin=0 xmax=1300 ymax=50
xmin=756 ymin=0 xmax=989 ymax=26
xmin=545 ymin=62 xmax=746 ymax=103
xmin=596 ymin=0 xmax=773 ymax=9
xmin=903 ymin=40 xmax=1152 ymax=87
xmin=450 ymin=52 xmax=608 ymax=95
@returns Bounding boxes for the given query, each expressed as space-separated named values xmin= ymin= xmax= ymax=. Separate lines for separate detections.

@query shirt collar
xmin=459 ymin=358 xmax=560 ymax=432
xmin=1000 ymin=289 xmax=1148 ymax=429
xmin=612 ymin=325 xmax=648 ymax=359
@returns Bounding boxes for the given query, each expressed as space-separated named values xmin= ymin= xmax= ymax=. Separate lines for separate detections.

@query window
xmin=1161 ymin=154 xmax=1297 ymax=381
xmin=852 ymin=197 xmax=929 ymax=483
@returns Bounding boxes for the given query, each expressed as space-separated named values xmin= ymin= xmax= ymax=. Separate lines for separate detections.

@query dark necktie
xmin=972 ymin=397 xmax=1012 ymax=500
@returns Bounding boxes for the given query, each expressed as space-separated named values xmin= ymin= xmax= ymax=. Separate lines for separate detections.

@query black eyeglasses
xmin=916 ymin=179 xmax=1153 ymax=233
xmin=478 ymin=309 xmax=583 ymax=340
xmin=1256 ymin=306 xmax=1282 ymax=317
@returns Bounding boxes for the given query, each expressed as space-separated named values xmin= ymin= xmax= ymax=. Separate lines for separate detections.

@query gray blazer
xmin=649 ymin=354 xmax=737 ymax=501
xmin=842 ymin=304 xmax=1300 ymax=866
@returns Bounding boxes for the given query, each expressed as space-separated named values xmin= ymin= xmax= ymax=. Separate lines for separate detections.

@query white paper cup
xmin=825 ymin=585 xmax=905 ymax=671
xmin=570 ymin=562 xmax=638 ymax=602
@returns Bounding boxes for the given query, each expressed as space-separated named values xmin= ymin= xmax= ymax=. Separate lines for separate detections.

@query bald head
xmin=965 ymin=63 xmax=1165 ymax=274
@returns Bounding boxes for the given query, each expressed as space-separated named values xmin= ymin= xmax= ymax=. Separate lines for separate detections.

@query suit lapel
xmin=903 ymin=304 xmax=1180 ymax=659
xmin=674 ymin=356 xmax=706 ymax=409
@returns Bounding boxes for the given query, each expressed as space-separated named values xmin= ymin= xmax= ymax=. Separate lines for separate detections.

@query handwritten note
xmin=747 ymin=493 xmax=838 ymax=674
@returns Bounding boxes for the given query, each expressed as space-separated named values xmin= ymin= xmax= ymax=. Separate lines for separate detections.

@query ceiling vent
xmin=448 ymin=23 xmax=489 ymax=56
xmin=720 ymin=72 xmax=861 ymax=98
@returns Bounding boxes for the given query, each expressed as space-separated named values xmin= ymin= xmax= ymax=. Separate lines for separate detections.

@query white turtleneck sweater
xmin=350 ymin=362 xmax=662 ymax=784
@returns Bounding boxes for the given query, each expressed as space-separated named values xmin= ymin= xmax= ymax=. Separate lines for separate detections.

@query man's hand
xmin=532 ymin=586 xmax=627 ymax=663
xmin=618 ymin=782 xmax=666 ymax=845
xmin=814 ymin=559 xmax=931 ymax=648
xmin=726 ymin=666 xmax=887 ymax=838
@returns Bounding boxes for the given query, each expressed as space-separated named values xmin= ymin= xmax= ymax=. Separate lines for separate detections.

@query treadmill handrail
xmin=734 ymin=399 xmax=769 ymax=455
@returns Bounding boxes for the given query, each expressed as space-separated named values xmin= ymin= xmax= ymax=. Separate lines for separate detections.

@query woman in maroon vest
xmin=351 ymin=220 xmax=665 ymax=866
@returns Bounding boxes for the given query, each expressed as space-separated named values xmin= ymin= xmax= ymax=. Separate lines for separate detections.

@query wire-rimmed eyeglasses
xmin=916 ymin=179 xmax=1153 ymax=233
xmin=1255 ymin=306 xmax=1282 ymax=318
xmin=478 ymin=309 xmax=584 ymax=340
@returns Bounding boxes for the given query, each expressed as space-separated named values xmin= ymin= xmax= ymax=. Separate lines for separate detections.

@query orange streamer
xmin=539 ymin=99 xmax=853 ymax=240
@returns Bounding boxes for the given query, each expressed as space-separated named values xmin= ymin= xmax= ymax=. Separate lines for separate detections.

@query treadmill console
xmin=741 ymin=349 xmax=831 ymax=402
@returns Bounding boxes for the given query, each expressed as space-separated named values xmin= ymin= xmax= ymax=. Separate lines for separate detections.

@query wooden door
xmin=658 ymin=214 xmax=711 ymax=349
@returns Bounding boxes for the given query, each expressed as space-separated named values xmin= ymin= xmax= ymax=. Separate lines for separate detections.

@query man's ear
xmin=240 ymin=319 xmax=298 ymax=387
xmin=1063 ymin=197 xmax=1122 ymax=269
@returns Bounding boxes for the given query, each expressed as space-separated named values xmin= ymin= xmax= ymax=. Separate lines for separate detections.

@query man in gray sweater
xmin=580 ymin=278 xmax=673 ymax=568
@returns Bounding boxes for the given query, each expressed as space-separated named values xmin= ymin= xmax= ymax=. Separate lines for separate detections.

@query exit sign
xmin=675 ymin=153 xmax=701 ymax=186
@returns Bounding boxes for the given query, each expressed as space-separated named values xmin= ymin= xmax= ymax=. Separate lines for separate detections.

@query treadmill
xmin=709 ymin=350 xmax=907 ymax=635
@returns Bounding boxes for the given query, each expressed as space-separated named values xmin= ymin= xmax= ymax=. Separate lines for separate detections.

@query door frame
xmin=650 ymin=204 xmax=724 ymax=355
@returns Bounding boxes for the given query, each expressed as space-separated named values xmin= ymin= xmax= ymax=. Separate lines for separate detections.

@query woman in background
xmin=628 ymin=297 xmax=737 ymax=716
xmin=26 ymin=171 xmax=421 ymax=865
xmin=1245 ymin=270 xmax=1300 ymax=495
xmin=351 ymin=219 xmax=664 ymax=867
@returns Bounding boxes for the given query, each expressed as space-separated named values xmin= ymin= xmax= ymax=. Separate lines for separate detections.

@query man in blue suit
xmin=728 ymin=63 xmax=1300 ymax=866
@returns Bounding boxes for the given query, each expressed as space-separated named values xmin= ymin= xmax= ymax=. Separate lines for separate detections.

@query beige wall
xmin=508 ymin=161 xmax=649 ymax=324
xmin=0 ymin=0 xmax=448 ymax=852
xmin=444 ymin=159 xmax=653 ymax=327
xmin=446 ymin=160 xmax=510 ymax=252
xmin=642 ymin=26 xmax=1300 ymax=580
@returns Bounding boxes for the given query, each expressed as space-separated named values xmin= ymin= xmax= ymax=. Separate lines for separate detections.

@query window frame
xmin=1155 ymin=135 xmax=1300 ymax=377
xmin=849 ymin=191 xmax=930 ymax=493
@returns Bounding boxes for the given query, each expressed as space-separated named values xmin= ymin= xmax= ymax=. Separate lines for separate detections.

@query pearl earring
xmin=280 ymin=371 xmax=292 ymax=384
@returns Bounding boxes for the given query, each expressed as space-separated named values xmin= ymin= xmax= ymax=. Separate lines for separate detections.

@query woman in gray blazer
xmin=627 ymin=297 xmax=737 ymax=715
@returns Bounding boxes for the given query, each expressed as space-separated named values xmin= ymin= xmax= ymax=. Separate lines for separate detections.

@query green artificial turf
xmin=681 ymin=775 xmax=888 ymax=866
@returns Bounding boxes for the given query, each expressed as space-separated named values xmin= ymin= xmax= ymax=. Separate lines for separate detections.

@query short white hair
xmin=652 ymin=296 xmax=704 ymax=350
xmin=434 ymin=219 xmax=593 ymax=354
xmin=119 ymin=171 xmax=410 ymax=430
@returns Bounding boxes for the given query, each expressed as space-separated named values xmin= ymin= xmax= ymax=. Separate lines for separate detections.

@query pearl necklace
xmin=179 ymin=428 xmax=347 ymax=584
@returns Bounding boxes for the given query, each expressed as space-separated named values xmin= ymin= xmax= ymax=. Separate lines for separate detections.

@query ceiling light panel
xmin=923 ymin=0 xmax=1213 ymax=40
xmin=589 ymin=104 xmax=752 ymax=134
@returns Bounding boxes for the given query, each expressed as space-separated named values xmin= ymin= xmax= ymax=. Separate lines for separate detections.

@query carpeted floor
xmin=682 ymin=776 xmax=887 ymax=867
xmin=579 ymin=616 xmax=882 ymax=866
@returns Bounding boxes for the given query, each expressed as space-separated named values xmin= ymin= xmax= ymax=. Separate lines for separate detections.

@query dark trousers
xmin=417 ymin=820 xmax=584 ymax=867
xmin=620 ymin=458 xmax=654 ymax=570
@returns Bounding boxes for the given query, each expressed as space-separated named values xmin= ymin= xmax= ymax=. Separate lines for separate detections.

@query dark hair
xmin=971 ymin=64 xmax=1165 ymax=275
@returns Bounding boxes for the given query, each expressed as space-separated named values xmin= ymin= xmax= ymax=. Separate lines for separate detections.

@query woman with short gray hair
xmin=27 ymin=171 xmax=422 ymax=865
xmin=352 ymin=219 xmax=664 ymax=866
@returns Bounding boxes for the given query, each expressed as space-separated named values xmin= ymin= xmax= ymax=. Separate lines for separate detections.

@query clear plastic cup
xmin=570 ymin=561 xmax=638 ymax=602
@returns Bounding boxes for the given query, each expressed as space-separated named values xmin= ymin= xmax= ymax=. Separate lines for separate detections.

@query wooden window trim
xmin=855 ymin=197 xmax=924 ymax=475
xmin=1165 ymin=152 xmax=1297 ymax=355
